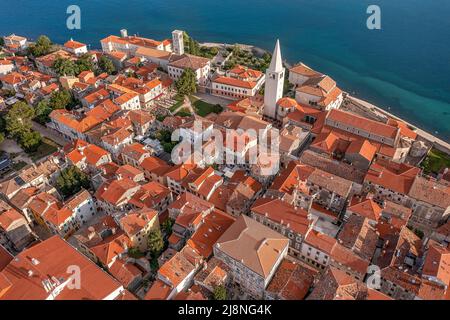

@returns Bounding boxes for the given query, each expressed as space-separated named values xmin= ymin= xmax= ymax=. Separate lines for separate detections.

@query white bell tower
xmin=172 ymin=30 xmax=184 ymax=55
xmin=263 ymin=40 xmax=285 ymax=120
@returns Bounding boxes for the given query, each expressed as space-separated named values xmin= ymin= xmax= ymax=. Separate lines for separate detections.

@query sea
xmin=1 ymin=0 xmax=449 ymax=139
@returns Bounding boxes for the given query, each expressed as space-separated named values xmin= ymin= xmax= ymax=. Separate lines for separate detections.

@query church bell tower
xmin=263 ymin=40 xmax=285 ymax=120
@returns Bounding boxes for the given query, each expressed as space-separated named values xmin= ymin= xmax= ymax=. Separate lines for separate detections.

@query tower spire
xmin=269 ymin=39 xmax=283 ymax=72
xmin=263 ymin=39 xmax=285 ymax=120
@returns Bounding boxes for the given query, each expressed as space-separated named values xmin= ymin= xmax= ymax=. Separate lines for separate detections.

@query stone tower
xmin=172 ymin=30 xmax=184 ymax=55
xmin=263 ymin=40 xmax=285 ymax=120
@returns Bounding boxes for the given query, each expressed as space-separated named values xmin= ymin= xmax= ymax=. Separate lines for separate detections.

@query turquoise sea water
xmin=1 ymin=0 xmax=449 ymax=139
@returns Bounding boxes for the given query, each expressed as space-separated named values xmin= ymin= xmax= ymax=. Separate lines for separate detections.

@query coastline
xmin=347 ymin=96 xmax=450 ymax=153
xmin=200 ymin=41 xmax=450 ymax=154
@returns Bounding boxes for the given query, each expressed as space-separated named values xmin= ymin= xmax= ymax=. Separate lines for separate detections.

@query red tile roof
xmin=0 ymin=236 xmax=123 ymax=300
xmin=365 ymin=159 xmax=421 ymax=195
xmin=186 ymin=209 xmax=235 ymax=259
xmin=348 ymin=197 xmax=382 ymax=222
xmin=64 ymin=39 xmax=86 ymax=50
xmin=305 ymin=230 xmax=337 ymax=255
xmin=251 ymin=197 xmax=310 ymax=236
xmin=327 ymin=109 xmax=399 ymax=140
xmin=266 ymin=259 xmax=318 ymax=300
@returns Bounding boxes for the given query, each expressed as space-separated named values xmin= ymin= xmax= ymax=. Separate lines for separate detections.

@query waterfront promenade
xmin=348 ymin=96 xmax=450 ymax=152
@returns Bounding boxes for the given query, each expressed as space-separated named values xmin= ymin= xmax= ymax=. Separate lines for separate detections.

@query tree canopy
xmin=34 ymin=100 xmax=53 ymax=125
xmin=175 ymin=68 xmax=197 ymax=96
xmin=161 ymin=218 xmax=175 ymax=235
xmin=52 ymin=57 xmax=78 ymax=76
xmin=147 ymin=229 xmax=164 ymax=257
xmin=19 ymin=130 xmax=42 ymax=153
xmin=5 ymin=102 xmax=35 ymax=139
xmin=98 ymin=56 xmax=116 ymax=75
xmin=213 ymin=285 xmax=227 ymax=300
xmin=28 ymin=35 xmax=52 ymax=57
xmin=76 ymin=53 xmax=95 ymax=73
xmin=49 ymin=89 xmax=74 ymax=110
xmin=56 ymin=166 xmax=90 ymax=198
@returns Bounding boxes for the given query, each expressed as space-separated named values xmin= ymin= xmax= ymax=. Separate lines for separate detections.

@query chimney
xmin=88 ymin=226 xmax=96 ymax=240
xmin=120 ymin=29 xmax=128 ymax=38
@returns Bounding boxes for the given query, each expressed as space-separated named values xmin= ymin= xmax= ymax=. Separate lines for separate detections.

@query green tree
xmin=161 ymin=218 xmax=175 ymax=235
xmin=232 ymin=44 xmax=241 ymax=56
xmin=0 ymin=37 xmax=4 ymax=48
xmin=175 ymin=68 xmax=197 ymax=96
xmin=52 ymin=57 xmax=79 ymax=76
xmin=19 ymin=131 xmax=42 ymax=153
xmin=0 ymin=116 xmax=6 ymax=134
xmin=262 ymin=52 xmax=272 ymax=62
xmin=128 ymin=247 xmax=144 ymax=259
xmin=56 ymin=166 xmax=90 ymax=198
xmin=0 ymin=132 xmax=4 ymax=145
xmin=5 ymin=102 xmax=35 ymax=139
xmin=28 ymin=35 xmax=52 ymax=57
xmin=98 ymin=56 xmax=116 ymax=75
xmin=147 ymin=229 xmax=164 ymax=257
xmin=213 ymin=285 xmax=227 ymax=300
xmin=188 ymin=37 xmax=200 ymax=55
xmin=76 ymin=53 xmax=95 ymax=73
xmin=49 ymin=89 xmax=73 ymax=110
xmin=34 ymin=100 xmax=53 ymax=124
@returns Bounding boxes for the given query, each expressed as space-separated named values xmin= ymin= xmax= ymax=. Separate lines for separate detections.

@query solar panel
xmin=14 ymin=176 xmax=26 ymax=186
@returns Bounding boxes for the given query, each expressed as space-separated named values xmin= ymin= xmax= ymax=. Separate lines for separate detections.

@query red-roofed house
xmin=64 ymin=39 xmax=88 ymax=56
xmin=0 ymin=236 xmax=126 ymax=300
xmin=119 ymin=209 xmax=159 ymax=251
xmin=0 ymin=59 xmax=15 ymax=76
xmin=346 ymin=197 xmax=382 ymax=225
xmin=251 ymin=197 xmax=311 ymax=258
xmin=129 ymin=181 xmax=173 ymax=213
xmin=28 ymin=189 xmax=95 ymax=237
xmin=95 ymin=178 xmax=140 ymax=214
xmin=421 ymin=241 xmax=450 ymax=287
xmin=121 ymin=143 xmax=152 ymax=167
xmin=211 ymin=65 xmax=265 ymax=100
xmin=300 ymin=229 xmax=337 ymax=270
xmin=168 ymin=54 xmax=211 ymax=86
xmin=265 ymin=258 xmax=318 ymax=300
xmin=156 ymin=246 xmax=203 ymax=299
xmin=65 ymin=139 xmax=112 ymax=172
xmin=295 ymin=75 xmax=343 ymax=111
xmin=168 ymin=193 xmax=214 ymax=249
xmin=186 ymin=209 xmax=235 ymax=259
xmin=330 ymin=243 xmax=370 ymax=281
xmin=0 ymin=207 xmax=35 ymax=251
xmin=214 ymin=215 xmax=289 ymax=298
xmin=326 ymin=109 xmax=400 ymax=147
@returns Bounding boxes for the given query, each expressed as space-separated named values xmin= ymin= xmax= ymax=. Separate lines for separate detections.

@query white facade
xmin=295 ymin=89 xmax=343 ymax=111
xmin=0 ymin=62 xmax=15 ymax=76
xmin=140 ymin=83 xmax=163 ymax=107
xmin=300 ymin=241 xmax=330 ymax=269
xmin=211 ymin=75 xmax=265 ymax=100
xmin=263 ymin=40 xmax=285 ymax=119
xmin=3 ymin=34 xmax=28 ymax=51
xmin=289 ymin=72 xmax=310 ymax=87
xmin=168 ymin=62 xmax=211 ymax=86
xmin=116 ymin=94 xmax=141 ymax=110
xmin=102 ymin=135 xmax=134 ymax=157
